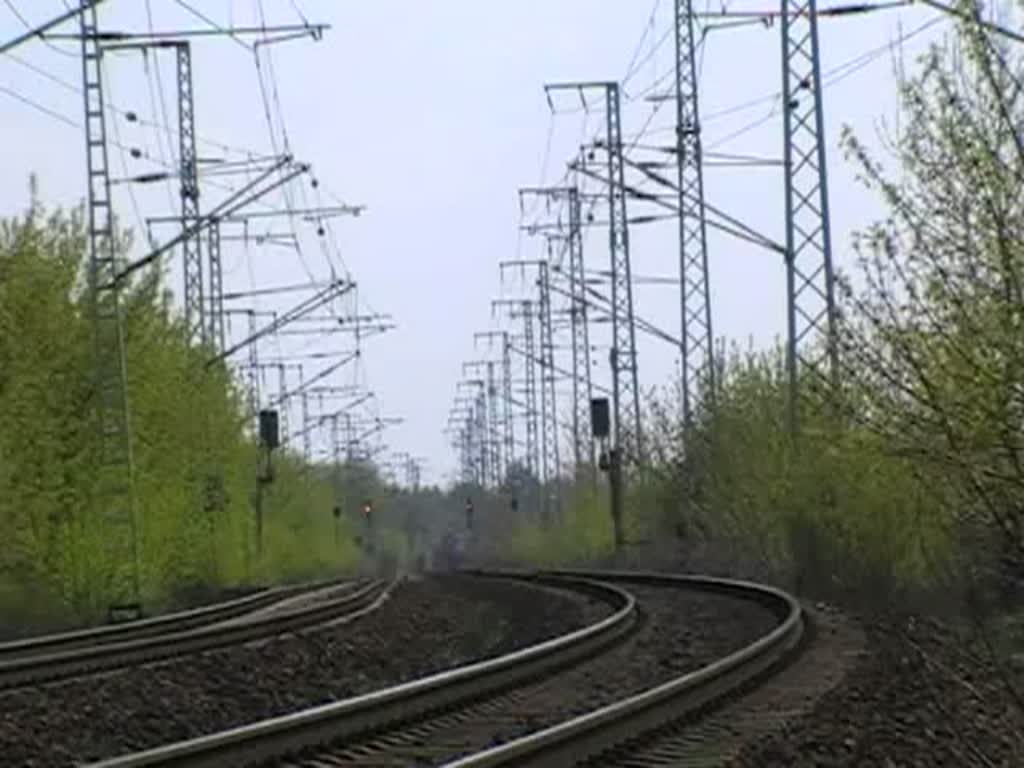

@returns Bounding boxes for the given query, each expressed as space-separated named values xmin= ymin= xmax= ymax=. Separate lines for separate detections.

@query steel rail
xmin=444 ymin=570 xmax=804 ymax=767
xmin=0 ymin=578 xmax=344 ymax=661
xmin=81 ymin=571 xmax=802 ymax=768
xmin=0 ymin=579 xmax=392 ymax=690
xmin=83 ymin=574 xmax=636 ymax=768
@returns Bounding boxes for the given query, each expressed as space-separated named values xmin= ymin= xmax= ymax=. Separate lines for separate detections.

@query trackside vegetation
xmin=499 ymin=12 xmax=1024 ymax=623
xmin=0 ymin=195 xmax=363 ymax=628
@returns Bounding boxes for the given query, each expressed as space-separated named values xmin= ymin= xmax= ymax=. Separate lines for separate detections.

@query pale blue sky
xmin=0 ymin=1 xmax=952 ymax=484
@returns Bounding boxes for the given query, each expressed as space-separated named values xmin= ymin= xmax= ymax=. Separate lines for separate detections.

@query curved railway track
xmin=0 ymin=578 xmax=344 ymax=661
xmin=84 ymin=570 xmax=811 ymax=768
xmin=0 ymin=578 xmax=392 ymax=690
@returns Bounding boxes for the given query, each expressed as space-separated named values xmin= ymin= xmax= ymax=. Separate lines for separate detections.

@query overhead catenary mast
xmin=673 ymin=0 xmax=715 ymax=425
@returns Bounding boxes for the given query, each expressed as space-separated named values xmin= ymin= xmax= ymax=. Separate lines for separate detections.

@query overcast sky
xmin=0 ymin=1 xmax=953 ymax=485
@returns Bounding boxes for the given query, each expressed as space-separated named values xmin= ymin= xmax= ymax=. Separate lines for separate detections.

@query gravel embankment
xmin=0 ymin=575 xmax=609 ymax=768
xmin=730 ymin=613 xmax=1024 ymax=767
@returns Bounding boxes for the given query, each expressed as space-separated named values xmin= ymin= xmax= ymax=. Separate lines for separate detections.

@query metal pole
xmin=781 ymin=0 xmax=838 ymax=434
xmin=538 ymin=261 xmax=561 ymax=518
xmin=247 ymin=312 xmax=260 ymax=424
xmin=176 ymin=42 xmax=204 ymax=344
xmin=674 ymin=0 xmax=715 ymax=426
xmin=477 ymin=390 xmax=488 ymax=487
xmin=522 ymin=301 xmax=539 ymax=482
xmin=81 ymin=1 xmax=140 ymax=610
xmin=487 ymin=361 xmax=501 ymax=486
xmin=502 ymin=333 xmax=514 ymax=477
xmin=207 ymin=220 xmax=225 ymax=350
xmin=299 ymin=365 xmax=312 ymax=461
xmin=605 ymin=83 xmax=644 ymax=466
xmin=567 ymin=187 xmax=595 ymax=482
xmin=277 ymin=363 xmax=289 ymax=446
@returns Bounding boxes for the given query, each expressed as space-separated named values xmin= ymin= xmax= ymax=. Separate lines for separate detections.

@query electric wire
xmin=173 ymin=0 xmax=252 ymax=51
xmin=140 ymin=48 xmax=178 ymax=215
xmin=0 ymin=83 xmax=76 ymax=126
xmin=143 ymin=0 xmax=180 ymax=213
xmin=233 ymin=0 xmax=385 ymax=450
xmin=624 ymin=28 xmax=675 ymax=98
xmin=0 ymin=43 xmax=264 ymax=159
xmin=622 ymin=0 xmax=663 ymax=85
xmin=104 ymin=70 xmax=148 ymax=244
xmin=287 ymin=0 xmax=310 ymax=27
xmin=1 ymin=0 xmax=77 ymax=58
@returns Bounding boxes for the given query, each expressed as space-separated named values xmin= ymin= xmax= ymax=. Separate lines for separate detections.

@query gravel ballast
xmin=730 ymin=613 xmax=1024 ymax=767
xmin=288 ymin=582 xmax=781 ymax=766
xmin=0 ymin=574 xmax=609 ymax=767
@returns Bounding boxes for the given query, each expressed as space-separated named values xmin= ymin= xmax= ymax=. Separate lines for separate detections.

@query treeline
xmin=0 ymin=194 xmax=362 ymax=628
xmin=501 ymin=14 xmax=1024 ymax=618
xmin=668 ymin=15 xmax=1023 ymax=609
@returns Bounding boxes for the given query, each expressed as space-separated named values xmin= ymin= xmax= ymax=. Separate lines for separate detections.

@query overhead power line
xmin=0 ymin=0 xmax=102 ymax=55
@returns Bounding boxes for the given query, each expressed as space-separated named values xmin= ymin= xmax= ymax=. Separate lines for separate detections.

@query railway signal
xmin=255 ymin=408 xmax=281 ymax=562
xmin=592 ymin=396 xmax=623 ymax=550
xmin=355 ymin=499 xmax=376 ymax=554
xmin=259 ymin=409 xmax=280 ymax=450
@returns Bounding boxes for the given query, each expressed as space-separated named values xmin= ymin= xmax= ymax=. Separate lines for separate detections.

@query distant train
xmin=435 ymin=530 xmax=467 ymax=572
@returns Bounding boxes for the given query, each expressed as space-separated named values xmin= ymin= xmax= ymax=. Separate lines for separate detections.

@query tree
xmin=838 ymin=8 xmax=1024 ymax=601
xmin=0 ymin=191 xmax=361 ymax=626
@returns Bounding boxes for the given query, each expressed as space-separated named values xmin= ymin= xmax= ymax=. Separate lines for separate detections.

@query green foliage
xmin=495 ymin=16 xmax=1024 ymax=609
xmin=503 ymin=485 xmax=617 ymax=567
xmin=834 ymin=15 xmax=1024 ymax=601
xmin=0 ymin=194 xmax=360 ymax=627
xmin=669 ymin=343 xmax=951 ymax=599
xmin=256 ymin=455 xmax=361 ymax=584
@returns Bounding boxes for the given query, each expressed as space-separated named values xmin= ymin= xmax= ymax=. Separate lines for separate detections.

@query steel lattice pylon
xmin=80 ymin=1 xmax=139 ymax=607
xmin=521 ymin=301 xmax=539 ymax=480
xmin=276 ymin=365 xmax=290 ymax=446
xmin=207 ymin=220 xmax=225 ymax=350
xmin=537 ymin=262 xmax=560 ymax=519
xmin=486 ymin=361 xmax=501 ymax=486
xmin=461 ymin=423 xmax=474 ymax=485
xmin=343 ymin=413 xmax=356 ymax=463
xmin=330 ymin=415 xmax=342 ymax=499
xmin=604 ymin=83 xmax=644 ymax=466
xmin=566 ymin=187 xmax=595 ymax=476
xmin=299 ymin=366 xmax=312 ymax=461
xmin=464 ymin=360 xmax=501 ymax=488
xmin=473 ymin=330 xmax=515 ymax=481
xmin=476 ymin=390 xmax=488 ymax=485
xmin=176 ymin=43 xmax=204 ymax=343
xmin=781 ymin=0 xmax=838 ymax=432
xmin=501 ymin=334 xmax=514 ymax=478
xmin=330 ymin=415 xmax=340 ymax=462
xmin=246 ymin=311 xmax=260 ymax=423
xmin=675 ymin=0 xmax=715 ymax=425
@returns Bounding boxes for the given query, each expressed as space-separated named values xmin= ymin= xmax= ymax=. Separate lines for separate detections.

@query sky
xmin=0 ymin=0 xmax=956 ymax=485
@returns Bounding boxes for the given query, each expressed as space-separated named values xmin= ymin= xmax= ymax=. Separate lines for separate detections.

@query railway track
xmin=0 ymin=578 xmax=392 ymax=690
xmin=0 ymin=578 xmax=345 ymax=662
xmin=84 ymin=570 xmax=820 ymax=768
